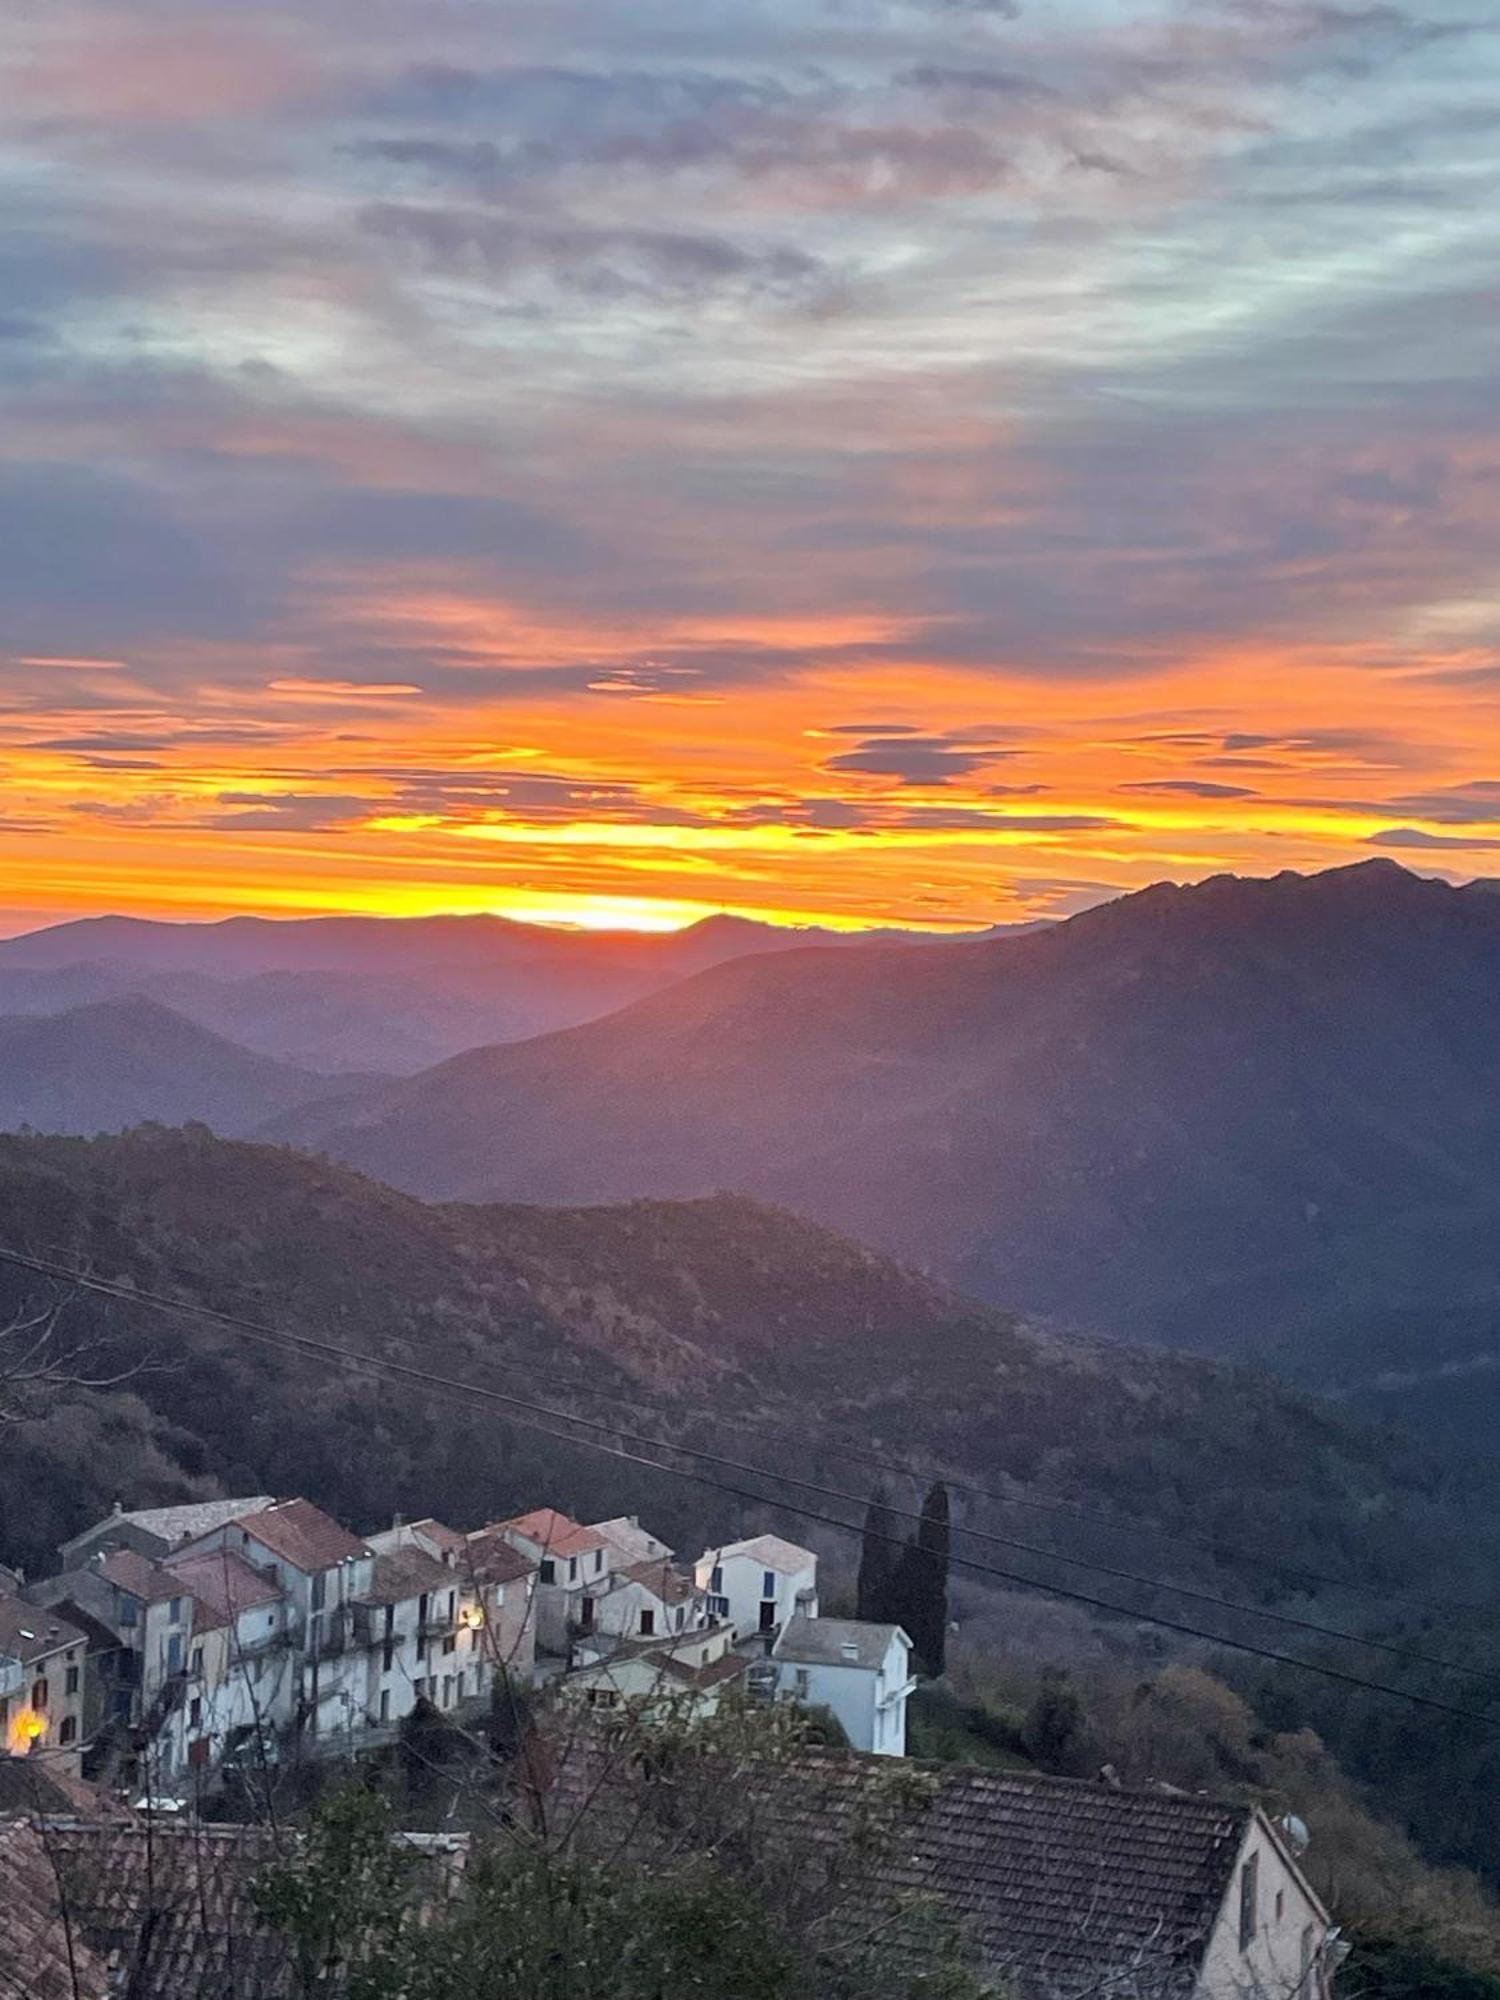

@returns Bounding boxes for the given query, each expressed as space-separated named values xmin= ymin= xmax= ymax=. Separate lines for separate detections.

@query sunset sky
xmin=3 ymin=0 xmax=1500 ymax=933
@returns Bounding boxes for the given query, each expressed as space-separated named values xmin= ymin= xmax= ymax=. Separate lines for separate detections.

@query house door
xmin=758 ymin=1601 xmax=777 ymax=1633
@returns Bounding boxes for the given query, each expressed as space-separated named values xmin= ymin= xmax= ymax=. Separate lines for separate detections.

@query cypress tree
xmin=892 ymin=1481 xmax=950 ymax=1677
xmin=856 ymin=1484 xmax=897 ymax=1623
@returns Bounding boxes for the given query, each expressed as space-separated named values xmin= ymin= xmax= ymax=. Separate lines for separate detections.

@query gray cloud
xmin=1117 ymin=779 xmax=1259 ymax=799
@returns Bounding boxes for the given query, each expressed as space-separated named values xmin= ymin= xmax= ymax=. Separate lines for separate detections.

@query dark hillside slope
xmin=285 ymin=861 xmax=1500 ymax=1361
xmin=0 ymin=997 xmax=352 ymax=1136
xmin=0 ymin=1127 xmax=1460 ymax=1618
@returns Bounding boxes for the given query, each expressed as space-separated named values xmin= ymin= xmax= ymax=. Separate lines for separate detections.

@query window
xmin=169 ymin=1597 xmax=182 ymax=1624
xmin=1238 ymin=1854 xmax=1259 ymax=1953
xmin=418 ymin=1592 xmax=430 ymax=1625
xmin=795 ymin=1668 xmax=810 ymax=1698
xmin=119 ymin=1596 xmax=139 ymax=1627
xmin=639 ymin=1608 xmax=656 ymax=1637
xmin=189 ymin=1697 xmax=202 ymax=1730
xmin=58 ymin=1715 xmax=77 ymax=1746
xmin=710 ymin=1565 xmax=723 ymax=1595
xmin=32 ymin=1679 xmax=48 ymax=1712
xmin=382 ymin=1639 xmax=395 ymax=1674
xmin=65 ymin=1665 xmax=80 ymax=1696
xmin=494 ymin=1584 xmax=507 ymax=1609
xmin=441 ymin=1675 xmax=454 ymax=1709
xmin=593 ymin=1551 xmax=603 ymax=1574
xmin=539 ymin=1559 xmax=556 ymax=1585
xmin=568 ymin=1556 xmax=578 ymax=1583
xmin=675 ymin=1608 xmax=685 ymax=1631
xmin=446 ymin=1591 xmax=455 ymax=1622
xmin=442 ymin=1635 xmax=456 ymax=1655
xmin=762 ymin=1570 xmax=777 ymax=1599
xmin=1275 ymin=1890 xmax=1285 ymax=1922
xmin=1299 ymin=1925 xmax=1318 ymax=1995
xmin=383 ymin=1605 xmax=395 ymax=1638
xmin=311 ymin=1572 xmax=327 ymax=1612
xmin=190 ymin=1646 xmax=203 ymax=1681
xmin=379 ymin=1690 xmax=391 ymax=1722
xmin=167 ymin=1634 xmax=183 ymax=1673
xmin=416 ymin=1633 xmax=427 ymax=1662
xmin=758 ymin=1600 xmax=777 ymax=1634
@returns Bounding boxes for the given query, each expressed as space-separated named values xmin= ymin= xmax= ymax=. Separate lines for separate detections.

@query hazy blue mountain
xmin=0 ymin=909 xmax=1020 ymax=1072
xmin=282 ymin=861 xmax=1500 ymax=1372
xmin=0 ymin=997 xmax=359 ymax=1137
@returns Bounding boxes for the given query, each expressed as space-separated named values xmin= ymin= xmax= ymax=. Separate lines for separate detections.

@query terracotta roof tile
xmin=462 ymin=1528 xmax=540 ymax=1588
xmin=496 ymin=1508 xmax=606 ymax=1563
xmin=360 ymin=1548 xmax=456 ymax=1606
xmin=235 ymin=1499 xmax=367 ymax=1574
xmin=0 ymin=1592 xmax=88 ymax=1665
xmin=618 ymin=1560 xmax=699 ymax=1607
xmin=163 ymin=1551 xmax=283 ymax=1631
xmin=0 ymin=1818 xmax=111 ymax=2000
xmin=98 ymin=1548 xmax=184 ymax=1607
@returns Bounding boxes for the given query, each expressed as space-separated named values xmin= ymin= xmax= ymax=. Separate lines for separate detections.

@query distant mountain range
xmin=0 ymin=997 xmax=355 ymax=1138
xmin=279 ymin=860 xmax=1500 ymax=1384
xmin=0 ymin=909 xmax=1029 ymax=1074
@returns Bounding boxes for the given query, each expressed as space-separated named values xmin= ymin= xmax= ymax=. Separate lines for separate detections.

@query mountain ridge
xmin=277 ymin=860 xmax=1500 ymax=1376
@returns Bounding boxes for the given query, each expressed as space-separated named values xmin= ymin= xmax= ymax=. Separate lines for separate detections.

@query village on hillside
xmin=1 ymin=1491 xmax=1341 ymax=1997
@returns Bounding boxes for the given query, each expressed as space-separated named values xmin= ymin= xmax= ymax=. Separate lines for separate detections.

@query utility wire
xmin=6 ymin=1241 xmax=1492 ymax=1692
xmin=6 ymin=1243 xmax=1500 ymax=1731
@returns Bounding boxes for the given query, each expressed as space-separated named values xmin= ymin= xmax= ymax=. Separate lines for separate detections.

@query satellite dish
xmin=1277 ymin=1814 xmax=1311 ymax=1856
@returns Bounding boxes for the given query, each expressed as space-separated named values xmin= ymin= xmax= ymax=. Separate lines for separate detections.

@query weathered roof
xmin=360 ymin=1547 xmax=456 ymax=1606
xmin=0 ymin=1818 xmax=111 ymax=2000
xmin=405 ymin=1517 xmax=466 ymax=1557
xmin=706 ymin=1534 xmax=816 ymax=1576
xmin=497 ymin=1508 xmax=606 ymax=1563
xmin=0 ymin=1591 xmax=87 ymax=1665
xmin=236 ymin=1498 xmax=367 ymax=1574
xmin=163 ymin=1551 xmax=283 ymax=1631
xmin=40 ymin=1820 xmax=470 ymax=2000
xmin=763 ymin=1759 xmax=1253 ymax=1993
xmin=98 ymin=1548 xmax=186 ymax=1607
xmin=592 ymin=1517 xmax=674 ymax=1566
xmin=462 ymin=1529 xmax=538 ymax=1588
xmin=88 ymin=1497 xmax=272 ymax=1549
xmin=653 ymin=1648 xmax=751 ymax=1694
xmin=619 ymin=1559 xmax=698 ymax=1607
xmin=774 ymin=1613 xmax=904 ymax=1671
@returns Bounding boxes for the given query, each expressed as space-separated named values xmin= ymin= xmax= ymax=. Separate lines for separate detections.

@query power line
xmin=11 ymin=1239 xmax=1496 ymax=1697
xmin=8 ymin=1243 xmax=1500 ymax=1731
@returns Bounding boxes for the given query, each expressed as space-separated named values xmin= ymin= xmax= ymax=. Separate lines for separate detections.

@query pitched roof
xmin=592 ymin=1517 xmax=674 ymax=1566
xmin=360 ymin=1547 xmax=456 ymax=1606
xmin=0 ymin=1818 xmax=111 ymax=2000
xmin=98 ymin=1497 xmax=273 ymax=1548
xmin=619 ymin=1560 xmax=698 ymax=1607
xmin=462 ymin=1529 xmax=538 ymax=1588
xmin=98 ymin=1548 xmax=186 ymax=1607
xmin=40 ymin=1820 xmax=469 ymax=2000
xmin=774 ymin=1613 xmax=904 ymax=1671
xmin=236 ymin=1498 xmax=367 ymax=1573
xmin=761 ymin=1759 xmax=1254 ymax=1992
xmin=708 ymin=1534 xmax=816 ymax=1576
xmin=652 ymin=1648 xmax=752 ymax=1694
xmin=0 ymin=1592 xmax=87 ymax=1666
xmin=163 ymin=1551 xmax=283 ymax=1631
xmin=496 ymin=1508 xmax=606 ymax=1563
xmin=406 ymin=1517 xmax=466 ymax=1557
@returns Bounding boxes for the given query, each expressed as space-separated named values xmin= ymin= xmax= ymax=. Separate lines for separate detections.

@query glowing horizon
xmin=4 ymin=2 xmax=1500 ymax=934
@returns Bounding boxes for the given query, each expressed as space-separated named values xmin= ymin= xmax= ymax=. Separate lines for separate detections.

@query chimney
xmin=111 ymin=1500 xmax=124 ymax=1517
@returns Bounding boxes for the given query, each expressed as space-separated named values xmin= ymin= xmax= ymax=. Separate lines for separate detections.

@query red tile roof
xmin=164 ymin=1551 xmax=284 ymax=1631
xmin=236 ymin=1498 xmax=367 ymax=1574
xmin=98 ymin=1548 xmax=184 ymax=1607
xmin=619 ymin=1560 xmax=698 ymax=1607
xmin=495 ymin=1508 xmax=606 ymax=1564
xmin=463 ymin=1528 xmax=540 ymax=1588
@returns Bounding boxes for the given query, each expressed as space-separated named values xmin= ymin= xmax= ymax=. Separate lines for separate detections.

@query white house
xmin=590 ymin=1559 xmax=707 ymax=1645
xmin=178 ymin=1497 xmax=374 ymax=1751
xmin=695 ymin=1534 xmax=818 ymax=1642
xmin=590 ymin=1517 xmax=673 ymax=1568
xmin=493 ymin=1509 xmax=612 ymax=1655
xmin=163 ymin=1548 xmax=294 ymax=1780
xmin=771 ymin=1614 xmax=913 ymax=1757
xmin=352 ymin=1545 xmax=490 ymax=1729
xmin=566 ymin=1620 xmax=749 ymax=1723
